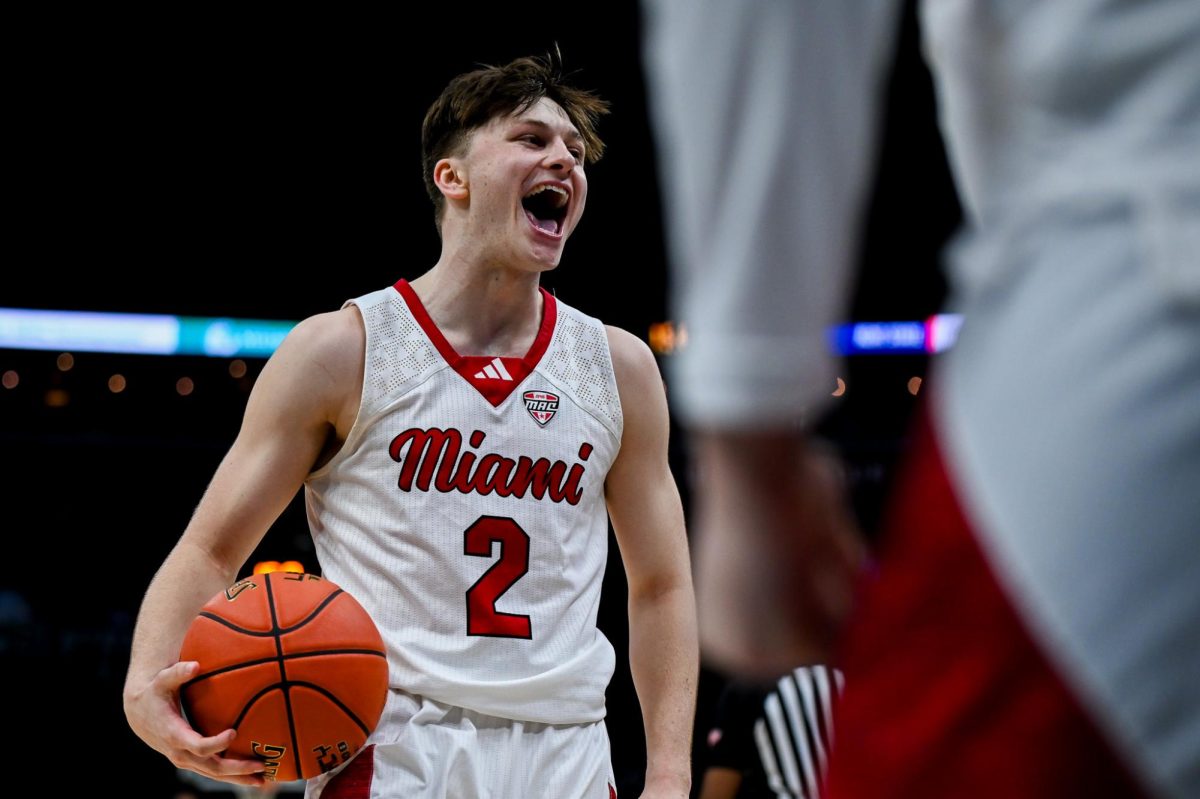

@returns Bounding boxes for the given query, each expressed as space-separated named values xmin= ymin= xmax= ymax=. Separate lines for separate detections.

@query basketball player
xmin=643 ymin=0 xmax=1199 ymax=796
xmin=699 ymin=665 xmax=843 ymax=799
xmin=123 ymin=51 xmax=698 ymax=798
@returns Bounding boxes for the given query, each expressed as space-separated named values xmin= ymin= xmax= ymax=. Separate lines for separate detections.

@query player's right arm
xmin=122 ymin=307 xmax=363 ymax=786
xmin=642 ymin=0 xmax=898 ymax=678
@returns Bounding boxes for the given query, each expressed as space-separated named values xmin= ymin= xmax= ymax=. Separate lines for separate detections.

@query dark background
xmin=3 ymin=2 xmax=958 ymax=795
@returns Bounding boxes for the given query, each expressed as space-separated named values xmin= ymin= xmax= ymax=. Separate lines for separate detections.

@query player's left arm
xmin=605 ymin=326 xmax=699 ymax=799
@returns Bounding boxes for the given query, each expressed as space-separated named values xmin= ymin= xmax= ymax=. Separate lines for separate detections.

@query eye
xmin=518 ymin=134 xmax=543 ymax=147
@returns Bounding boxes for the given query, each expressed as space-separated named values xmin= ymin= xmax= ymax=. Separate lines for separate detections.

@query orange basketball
xmin=179 ymin=572 xmax=388 ymax=782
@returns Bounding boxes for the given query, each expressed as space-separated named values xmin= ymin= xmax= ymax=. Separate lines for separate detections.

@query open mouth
xmin=522 ymin=184 xmax=569 ymax=237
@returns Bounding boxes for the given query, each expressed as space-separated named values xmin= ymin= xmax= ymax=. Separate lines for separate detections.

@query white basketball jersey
xmin=304 ymin=279 xmax=623 ymax=725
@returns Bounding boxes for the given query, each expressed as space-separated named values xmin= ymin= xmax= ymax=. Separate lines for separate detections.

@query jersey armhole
xmin=307 ymin=299 xmax=369 ymax=482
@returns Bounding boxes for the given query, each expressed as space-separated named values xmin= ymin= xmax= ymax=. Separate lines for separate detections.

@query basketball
xmin=179 ymin=572 xmax=389 ymax=782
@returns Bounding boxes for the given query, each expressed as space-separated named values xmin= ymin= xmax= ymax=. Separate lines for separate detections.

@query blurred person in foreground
xmin=643 ymin=1 xmax=1199 ymax=796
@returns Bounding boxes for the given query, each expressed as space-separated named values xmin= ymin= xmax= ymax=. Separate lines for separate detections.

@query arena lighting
xmin=647 ymin=314 xmax=965 ymax=356
xmin=0 ymin=307 xmax=965 ymax=357
xmin=0 ymin=308 xmax=293 ymax=357
xmin=253 ymin=560 xmax=306 ymax=575
xmin=827 ymin=314 xmax=964 ymax=355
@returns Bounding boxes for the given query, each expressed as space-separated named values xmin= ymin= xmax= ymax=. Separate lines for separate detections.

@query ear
xmin=433 ymin=158 xmax=469 ymax=202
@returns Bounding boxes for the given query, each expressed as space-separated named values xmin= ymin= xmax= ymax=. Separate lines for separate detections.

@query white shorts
xmin=306 ymin=689 xmax=617 ymax=799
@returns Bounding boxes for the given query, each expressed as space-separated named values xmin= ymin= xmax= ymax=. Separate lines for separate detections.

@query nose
xmin=544 ymin=138 xmax=577 ymax=172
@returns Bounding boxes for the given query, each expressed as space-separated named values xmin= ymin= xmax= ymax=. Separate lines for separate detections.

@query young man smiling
xmin=123 ymin=52 xmax=698 ymax=799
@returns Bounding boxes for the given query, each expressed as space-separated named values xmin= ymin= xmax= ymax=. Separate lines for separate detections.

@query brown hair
xmin=421 ymin=48 xmax=610 ymax=231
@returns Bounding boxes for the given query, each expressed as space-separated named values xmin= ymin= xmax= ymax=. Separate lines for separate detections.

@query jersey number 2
xmin=464 ymin=515 xmax=532 ymax=639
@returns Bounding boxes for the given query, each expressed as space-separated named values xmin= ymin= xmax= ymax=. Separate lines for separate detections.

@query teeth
xmin=524 ymin=184 xmax=569 ymax=208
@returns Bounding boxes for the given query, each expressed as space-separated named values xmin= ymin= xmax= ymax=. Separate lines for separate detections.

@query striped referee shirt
xmin=704 ymin=665 xmax=845 ymax=799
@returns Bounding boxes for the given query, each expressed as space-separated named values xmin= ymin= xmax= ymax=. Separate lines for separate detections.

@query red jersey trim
xmin=393 ymin=278 xmax=558 ymax=407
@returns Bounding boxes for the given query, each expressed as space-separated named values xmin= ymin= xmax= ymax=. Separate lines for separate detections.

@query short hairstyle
xmin=420 ymin=48 xmax=610 ymax=232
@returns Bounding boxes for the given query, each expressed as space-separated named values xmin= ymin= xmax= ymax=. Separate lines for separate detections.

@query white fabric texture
xmin=305 ymin=285 xmax=622 ymax=725
xmin=643 ymin=0 xmax=900 ymax=428
xmin=305 ymin=688 xmax=615 ymax=799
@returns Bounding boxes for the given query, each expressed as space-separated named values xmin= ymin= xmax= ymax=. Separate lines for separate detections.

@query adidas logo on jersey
xmin=523 ymin=390 xmax=559 ymax=426
xmin=473 ymin=357 xmax=514 ymax=381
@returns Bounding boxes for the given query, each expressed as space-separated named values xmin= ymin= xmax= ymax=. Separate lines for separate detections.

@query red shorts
xmin=825 ymin=410 xmax=1147 ymax=798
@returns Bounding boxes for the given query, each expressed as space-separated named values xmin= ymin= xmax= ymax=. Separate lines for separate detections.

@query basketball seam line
xmin=181 ymin=649 xmax=388 ymax=686
xmin=229 ymin=680 xmax=376 ymax=738
xmin=195 ymin=589 xmax=346 ymax=636
xmin=265 ymin=574 xmax=304 ymax=781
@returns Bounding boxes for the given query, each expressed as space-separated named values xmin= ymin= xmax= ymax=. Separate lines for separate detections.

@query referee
xmin=700 ymin=665 xmax=844 ymax=799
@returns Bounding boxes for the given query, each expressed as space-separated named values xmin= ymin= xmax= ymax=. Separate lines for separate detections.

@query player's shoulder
xmin=604 ymin=325 xmax=662 ymax=397
xmin=604 ymin=325 xmax=654 ymax=365
xmin=281 ymin=305 xmax=362 ymax=354
xmin=270 ymin=306 xmax=364 ymax=386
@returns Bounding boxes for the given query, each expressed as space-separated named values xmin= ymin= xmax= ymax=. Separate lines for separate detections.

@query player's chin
xmin=525 ymin=245 xmax=565 ymax=271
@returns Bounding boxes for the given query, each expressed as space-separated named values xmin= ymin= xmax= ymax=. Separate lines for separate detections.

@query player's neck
xmin=409 ymin=262 xmax=545 ymax=358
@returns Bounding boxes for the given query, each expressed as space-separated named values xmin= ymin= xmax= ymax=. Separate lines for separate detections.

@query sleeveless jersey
xmin=304 ymin=279 xmax=623 ymax=725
